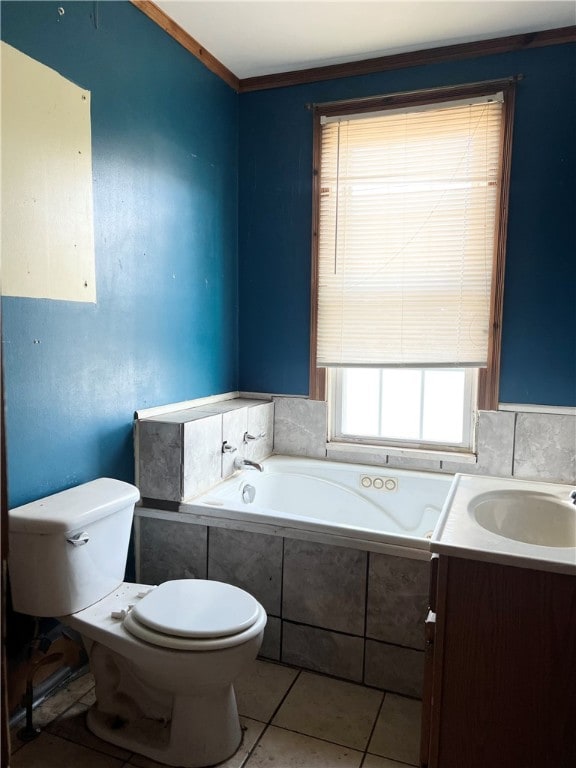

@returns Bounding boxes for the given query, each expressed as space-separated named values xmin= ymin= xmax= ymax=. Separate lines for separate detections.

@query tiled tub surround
xmin=135 ymin=398 xmax=274 ymax=501
xmin=136 ymin=511 xmax=431 ymax=698
xmin=272 ymin=397 xmax=576 ymax=483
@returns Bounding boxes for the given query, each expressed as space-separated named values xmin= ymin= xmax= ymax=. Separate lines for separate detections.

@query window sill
xmin=326 ymin=440 xmax=478 ymax=465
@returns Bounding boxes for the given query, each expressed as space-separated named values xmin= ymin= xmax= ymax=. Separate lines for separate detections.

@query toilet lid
xmin=131 ymin=580 xmax=261 ymax=638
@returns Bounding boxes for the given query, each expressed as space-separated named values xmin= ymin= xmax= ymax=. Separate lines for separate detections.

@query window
xmin=310 ymin=80 xmax=516 ymax=452
xmin=334 ymin=367 xmax=477 ymax=448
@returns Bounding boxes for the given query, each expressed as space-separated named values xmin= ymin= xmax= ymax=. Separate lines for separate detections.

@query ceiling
xmin=154 ymin=1 xmax=576 ymax=79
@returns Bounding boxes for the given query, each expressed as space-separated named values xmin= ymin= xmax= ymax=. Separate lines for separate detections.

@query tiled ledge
xmin=271 ymin=397 xmax=576 ymax=484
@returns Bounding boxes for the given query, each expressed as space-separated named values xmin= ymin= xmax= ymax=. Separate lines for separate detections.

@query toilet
xmin=8 ymin=478 xmax=267 ymax=768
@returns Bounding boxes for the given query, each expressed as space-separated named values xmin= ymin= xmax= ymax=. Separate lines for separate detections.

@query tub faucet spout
xmin=234 ymin=457 xmax=264 ymax=472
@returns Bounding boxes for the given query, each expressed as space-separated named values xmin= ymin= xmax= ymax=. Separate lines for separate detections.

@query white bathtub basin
xmin=471 ymin=490 xmax=576 ymax=547
xmin=431 ymin=474 xmax=576 ymax=574
xmin=183 ymin=455 xmax=453 ymax=557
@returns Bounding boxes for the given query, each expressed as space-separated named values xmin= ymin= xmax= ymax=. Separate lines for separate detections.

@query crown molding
xmin=129 ymin=4 xmax=575 ymax=97
xmin=239 ymin=26 xmax=576 ymax=92
xmin=130 ymin=0 xmax=240 ymax=91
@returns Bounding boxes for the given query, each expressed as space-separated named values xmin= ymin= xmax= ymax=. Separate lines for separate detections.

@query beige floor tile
xmin=368 ymin=693 xmax=421 ymax=766
xmin=10 ymin=731 xmax=125 ymax=768
xmin=362 ymin=754 xmax=412 ymax=768
xmin=46 ymin=699 xmax=132 ymax=760
xmin=272 ymin=671 xmax=383 ymax=750
xmin=127 ymin=716 xmax=266 ymax=768
xmin=235 ymin=660 xmax=299 ymax=722
xmin=244 ymin=725 xmax=363 ymax=768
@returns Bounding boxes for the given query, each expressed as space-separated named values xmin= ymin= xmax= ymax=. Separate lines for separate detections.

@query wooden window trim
xmin=309 ymin=78 xmax=517 ymax=412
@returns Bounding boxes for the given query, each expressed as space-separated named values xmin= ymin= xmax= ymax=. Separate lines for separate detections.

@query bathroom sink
xmin=431 ymin=474 xmax=576 ymax=575
xmin=470 ymin=490 xmax=576 ymax=547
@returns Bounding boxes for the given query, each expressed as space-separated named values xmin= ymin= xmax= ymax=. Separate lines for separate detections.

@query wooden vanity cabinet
xmin=420 ymin=554 xmax=576 ymax=768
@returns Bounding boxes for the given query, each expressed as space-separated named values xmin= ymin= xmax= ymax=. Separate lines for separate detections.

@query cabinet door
xmin=434 ymin=557 xmax=576 ymax=768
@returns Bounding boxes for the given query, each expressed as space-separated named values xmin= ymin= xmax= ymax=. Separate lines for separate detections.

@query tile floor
xmin=9 ymin=660 xmax=421 ymax=768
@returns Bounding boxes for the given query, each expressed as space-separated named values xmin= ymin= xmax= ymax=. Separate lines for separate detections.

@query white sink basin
xmin=471 ymin=490 xmax=576 ymax=547
xmin=431 ymin=474 xmax=576 ymax=575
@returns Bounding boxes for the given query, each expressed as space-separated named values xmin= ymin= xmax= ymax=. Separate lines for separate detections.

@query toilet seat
xmin=123 ymin=580 xmax=266 ymax=651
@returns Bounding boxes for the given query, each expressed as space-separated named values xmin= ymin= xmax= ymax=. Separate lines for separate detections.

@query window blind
xmin=316 ymin=95 xmax=504 ymax=368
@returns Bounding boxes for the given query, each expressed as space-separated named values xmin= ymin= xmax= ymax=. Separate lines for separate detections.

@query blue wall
xmin=238 ymin=44 xmax=576 ymax=405
xmin=2 ymin=3 xmax=575 ymax=509
xmin=2 ymin=1 xmax=239 ymax=506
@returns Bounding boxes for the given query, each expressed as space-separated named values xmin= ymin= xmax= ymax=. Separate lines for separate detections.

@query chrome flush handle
xmin=66 ymin=531 xmax=90 ymax=546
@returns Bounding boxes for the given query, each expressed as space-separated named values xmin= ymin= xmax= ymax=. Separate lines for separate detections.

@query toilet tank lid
xmin=9 ymin=479 xmax=140 ymax=534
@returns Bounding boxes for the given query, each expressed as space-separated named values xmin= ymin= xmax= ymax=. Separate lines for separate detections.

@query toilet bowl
xmin=8 ymin=479 xmax=266 ymax=768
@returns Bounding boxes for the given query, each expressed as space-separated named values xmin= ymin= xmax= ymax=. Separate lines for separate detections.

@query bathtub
xmin=183 ymin=455 xmax=453 ymax=557
xmin=137 ymin=455 xmax=455 ymax=691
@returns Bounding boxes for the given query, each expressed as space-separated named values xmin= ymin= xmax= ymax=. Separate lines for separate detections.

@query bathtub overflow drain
xmin=242 ymin=483 xmax=256 ymax=504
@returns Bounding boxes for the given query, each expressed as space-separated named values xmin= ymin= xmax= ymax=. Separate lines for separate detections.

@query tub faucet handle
xmin=222 ymin=441 xmax=237 ymax=454
xmin=243 ymin=431 xmax=266 ymax=443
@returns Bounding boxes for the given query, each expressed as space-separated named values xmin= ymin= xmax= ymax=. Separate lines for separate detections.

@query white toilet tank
xmin=9 ymin=478 xmax=140 ymax=618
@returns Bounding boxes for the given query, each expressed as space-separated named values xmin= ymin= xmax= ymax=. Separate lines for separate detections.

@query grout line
xmin=239 ymin=722 xmax=270 ymax=767
xmin=267 ymin=721 xmax=368 ymax=755
xmin=279 ymin=536 xmax=285 ymax=661
xmin=362 ymin=552 xmax=370 ymax=684
xmin=281 ymin=617 xmax=365 ymax=641
xmin=205 ymin=524 xmax=211 ymax=579
xmin=362 ymin=691 xmax=387 ymax=761
xmin=267 ymin=668 xmax=302 ymax=725
xmin=511 ymin=410 xmax=518 ymax=476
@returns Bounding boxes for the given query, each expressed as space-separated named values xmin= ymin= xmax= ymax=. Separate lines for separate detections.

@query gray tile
xmin=245 ymin=402 xmax=274 ymax=462
xmin=273 ymin=397 xmax=327 ymax=458
xmin=197 ymin=398 xmax=261 ymax=414
xmin=273 ymin=671 xmax=382 ymax=750
xmin=368 ymin=693 xmax=422 ymax=766
xmin=326 ymin=448 xmax=388 ymax=467
xmin=10 ymin=732 xmax=125 ymax=768
xmin=235 ymin=659 xmax=299 ymax=723
xmin=259 ymin=615 xmax=281 ymax=661
xmin=283 ymin=539 xmax=366 ymax=635
xmin=222 ymin=406 xmax=248 ymax=478
xmin=513 ymin=412 xmax=576 ymax=483
xmin=385 ymin=456 xmax=441 ymax=472
xmin=145 ymin=407 xmax=218 ymax=423
xmin=364 ymin=641 xmax=424 ymax=698
xmin=137 ymin=420 xmax=182 ymax=501
xmin=182 ymin=414 xmax=223 ymax=499
xmin=366 ymin=553 xmax=429 ymax=650
xmin=208 ymin=528 xmax=283 ymax=614
xmin=443 ymin=410 xmax=515 ymax=477
xmin=476 ymin=410 xmax=516 ymax=476
xmin=244 ymin=725 xmax=363 ymax=768
xmin=282 ymin=622 xmax=364 ymax=682
xmin=138 ymin=516 xmax=207 ymax=583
